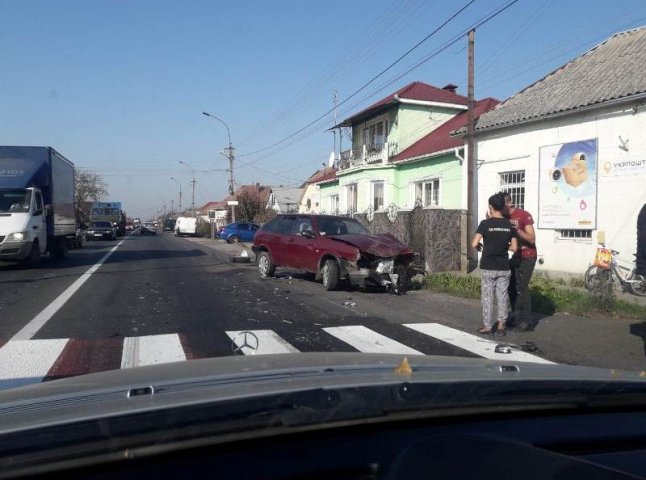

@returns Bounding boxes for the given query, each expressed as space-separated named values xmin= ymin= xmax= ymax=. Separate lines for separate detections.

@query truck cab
xmin=0 ymin=187 xmax=48 ymax=264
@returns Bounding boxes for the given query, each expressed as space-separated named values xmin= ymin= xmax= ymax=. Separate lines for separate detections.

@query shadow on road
xmin=629 ymin=322 xmax=646 ymax=359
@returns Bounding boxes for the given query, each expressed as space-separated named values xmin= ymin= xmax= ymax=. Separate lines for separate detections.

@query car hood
xmin=88 ymin=227 xmax=112 ymax=231
xmin=0 ymin=353 xmax=643 ymax=436
xmin=328 ymin=233 xmax=414 ymax=257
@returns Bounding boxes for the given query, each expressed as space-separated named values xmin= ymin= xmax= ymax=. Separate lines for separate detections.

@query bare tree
xmin=74 ymin=170 xmax=108 ymax=224
xmin=237 ymin=189 xmax=275 ymax=223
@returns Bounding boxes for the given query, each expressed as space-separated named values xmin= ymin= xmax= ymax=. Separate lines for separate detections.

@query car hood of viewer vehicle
xmin=328 ymin=233 xmax=414 ymax=257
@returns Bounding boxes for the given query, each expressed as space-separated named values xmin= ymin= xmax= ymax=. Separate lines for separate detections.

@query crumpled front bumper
xmin=340 ymin=259 xmax=404 ymax=288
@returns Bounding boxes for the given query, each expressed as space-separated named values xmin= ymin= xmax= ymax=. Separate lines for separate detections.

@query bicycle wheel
xmin=585 ymin=266 xmax=612 ymax=291
xmin=584 ymin=265 xmax=602 ymax=290
xmin=627 ymin=273 xmax=646 ymax=296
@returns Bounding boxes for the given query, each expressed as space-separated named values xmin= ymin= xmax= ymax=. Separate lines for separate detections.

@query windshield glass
xmin=0 ymin=190 xmax=31 ymax=213
xmin=317 ymin=217 xmax=370 ymax=236
xmin=2 ymin=1 xmax=646 ymax=444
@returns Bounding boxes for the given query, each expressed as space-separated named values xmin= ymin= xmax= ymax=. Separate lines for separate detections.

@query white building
xmin=471 ymin=27 xmax=646 ymax=278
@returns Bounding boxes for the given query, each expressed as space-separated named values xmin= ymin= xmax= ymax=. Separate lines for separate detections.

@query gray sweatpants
xmin=480 ymin=269 xmax=511 ymax=329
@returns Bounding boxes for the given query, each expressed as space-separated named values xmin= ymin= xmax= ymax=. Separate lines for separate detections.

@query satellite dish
xmin=328 ymin=152 xmax=335 ymax=168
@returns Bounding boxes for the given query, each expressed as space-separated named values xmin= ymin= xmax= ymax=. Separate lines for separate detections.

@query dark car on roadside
xmin=85 ymin=221 xmax=117 ymax=241
xmin=163 ymin=219 xmax=176 ymax=232
xmin=252 ymin=214 xmax=415 ymax=292
xmin=218 ymin=221 xmax=259 ymax=243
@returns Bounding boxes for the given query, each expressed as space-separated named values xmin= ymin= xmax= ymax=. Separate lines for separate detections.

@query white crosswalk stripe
xmin=0 ymin=324 xmax=553 ymax=390
xmin=121 ymin=334 xmax=187 ymax=369
xmin=225 ymin=330 xmax=300 ymax=355
xmin=404 ymin=323 xmax=554 ymax=364
xmin=323 ymin=325 xmax=423 ymax=355
xmin=0 ymin=339 xmax=70 ymax=389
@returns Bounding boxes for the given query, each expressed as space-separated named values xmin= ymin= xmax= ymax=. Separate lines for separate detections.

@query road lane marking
xmin=0 ymin=339 xmax=69 ymax=389
xmin=45 ymin=338 xmax=124 ymax=381
xmin=323 ymin=326 xmax=423 ymax=355
xmin=121 ymin=334 xmax=187 ymax=369
xmin=226 ymin=330 xmax=299 ymax=355
xmin=10 ymin=240 xmax=127 ymax=341
xmin=404 ymin=323 xmax=555 ymax=364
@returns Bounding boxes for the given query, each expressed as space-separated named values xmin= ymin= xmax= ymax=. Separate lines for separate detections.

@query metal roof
xmin=470 ymin=26 xmax=646 ymax=133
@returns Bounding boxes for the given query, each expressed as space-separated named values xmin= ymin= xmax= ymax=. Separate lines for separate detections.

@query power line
xmin=236 ymin=0 xmax=480 ymax=164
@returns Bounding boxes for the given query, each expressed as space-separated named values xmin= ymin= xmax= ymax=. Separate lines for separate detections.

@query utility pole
xmin=179 ymin=162 xmax=196 ymax=217
xmin=202 ymin=111 xmax=235 ymax=222
xmin=332 ymin=90 xmax=338 ymax=164
xmin=466 ymin=29 xmax=476 ymax=273
xmin=170 ymin=177 xmax=183 ymax=214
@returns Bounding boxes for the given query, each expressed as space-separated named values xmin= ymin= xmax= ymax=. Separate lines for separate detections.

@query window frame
xmin=499 ymin=170 xmax=526 ymax=210
xmin=371 ymin=180 xmax=385 ymax=211
xmin=412 ymin=177 xmax=441 ymax=208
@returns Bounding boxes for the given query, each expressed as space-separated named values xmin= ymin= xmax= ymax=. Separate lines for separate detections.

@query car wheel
xmin=258 ymin=251 xmax=276 ymax=278
xmin=322 ymin=259 xmax=339 ymax=291
xmin=228 ymin=235 xmax=239 ymax=244
xmin=25 ymin=241 xmax=41 ymax=268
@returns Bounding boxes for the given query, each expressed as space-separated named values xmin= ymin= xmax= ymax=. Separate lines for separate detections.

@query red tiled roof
xmin=336 ymin=81 xmax=468 ymax=127
xmin=304 ymin=167 xmax=337 ymax=185
xmin=197 ymin=201 xmax=227 ymax=213
xmin=393 ymin=98 xmax=500 ymax=162
xmin=223 ymin=184 xmax=272 ymax=204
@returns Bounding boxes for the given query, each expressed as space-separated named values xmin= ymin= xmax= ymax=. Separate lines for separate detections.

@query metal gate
xmin=406 ymin=205 xmax=427 ymax=269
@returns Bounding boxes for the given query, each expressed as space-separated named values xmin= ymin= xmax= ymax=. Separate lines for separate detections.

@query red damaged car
xmin=252 ymin=214 xmax=415 ymax=292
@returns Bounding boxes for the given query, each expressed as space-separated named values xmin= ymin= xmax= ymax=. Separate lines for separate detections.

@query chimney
xmin=442 ymin=83 xmax=458 ymax=93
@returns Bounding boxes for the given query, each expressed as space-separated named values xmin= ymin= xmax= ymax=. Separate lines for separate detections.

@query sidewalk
xmin=180 ymin=236 xmax=257 ymax=261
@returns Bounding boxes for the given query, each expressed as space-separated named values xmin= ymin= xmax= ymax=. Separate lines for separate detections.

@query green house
xmin=326 ymin=81 xmax=498 ymax=214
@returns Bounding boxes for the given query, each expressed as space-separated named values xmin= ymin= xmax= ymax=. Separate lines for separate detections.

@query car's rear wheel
xmin=322 ymin=259 xmax=339 ymax=291
xmin=229 ymin=235 xmax=239 ymax=244
xmin=258 ymin=251 xmax=276 ymax=278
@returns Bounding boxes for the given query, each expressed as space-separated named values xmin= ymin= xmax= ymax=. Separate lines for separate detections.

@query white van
xmin=174 ymin=216 xmax=197 ymax=237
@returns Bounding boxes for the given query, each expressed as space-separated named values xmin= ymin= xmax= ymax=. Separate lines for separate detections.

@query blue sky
xmin=2 ymin=0 xmax=645 ymax=219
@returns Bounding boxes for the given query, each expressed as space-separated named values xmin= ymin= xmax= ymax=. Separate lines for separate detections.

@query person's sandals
xmin=478 ymin=327 xmax=493 ymax=334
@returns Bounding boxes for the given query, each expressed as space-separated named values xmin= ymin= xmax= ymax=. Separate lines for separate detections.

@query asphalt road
xmin=1 ymin=230 xmax=645 ymax=390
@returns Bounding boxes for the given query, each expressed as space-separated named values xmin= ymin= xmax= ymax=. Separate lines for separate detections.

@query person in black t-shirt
xmin=471 ymin=193 xmax=518 ymax=336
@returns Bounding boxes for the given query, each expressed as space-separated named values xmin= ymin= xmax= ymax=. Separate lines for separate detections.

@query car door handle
xmin=32 ymin=226 xmax=39 ymax=230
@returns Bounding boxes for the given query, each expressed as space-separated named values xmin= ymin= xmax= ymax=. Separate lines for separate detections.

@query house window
xmin=372 ymin=181 xmax=384 ymax=211
xmin=329 ymin=194 xmax=339 ymax=213
xmin=499 ymin=170 xmax=525 ymax=210
xmin=362 ymin=118 xmax=388 ymax=151
xmin=558 ymin=229 xmax=592 ymax=240
xmin=346 ymin=184 xmax=358 ymax=212
xmin=414 ymin=179 xmax=440 ymax=207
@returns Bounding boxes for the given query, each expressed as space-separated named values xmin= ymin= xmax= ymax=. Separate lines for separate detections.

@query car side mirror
xmin=301 ymin=229 xmax=315 ymax=238
xmin=44 ymin=204 xmax=53 ymax=216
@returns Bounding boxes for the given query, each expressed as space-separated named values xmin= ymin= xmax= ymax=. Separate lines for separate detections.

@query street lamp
xmin=170 ymin=176 xmax=183 ymax=214
xmin=202 ymin=111 xmax=236 ymax=221
xmin=178 ymin=161 xmax=196 ymax=217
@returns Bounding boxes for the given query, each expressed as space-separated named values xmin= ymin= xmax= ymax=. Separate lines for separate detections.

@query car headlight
xmin=376 ymin=259 xmax=394 ymax=274
xmin=6 ymin=231 xmax=27 ymax=242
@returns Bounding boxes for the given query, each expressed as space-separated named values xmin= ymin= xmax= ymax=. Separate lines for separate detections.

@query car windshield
xmin=2 ymin=2 xmax=646 ymax=462
xmin=317 ymin=217 xmax=370 ymax=236
xmin=0 ymin=190 xmax=31 ymax=213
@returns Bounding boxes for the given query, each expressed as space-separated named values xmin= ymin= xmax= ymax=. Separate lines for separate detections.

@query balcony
xmin=339 ymin=142 xmax=396 ymax=171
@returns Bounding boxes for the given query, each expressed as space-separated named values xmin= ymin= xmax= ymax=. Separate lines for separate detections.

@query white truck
xmin=0 ymin=146 xmax=77 ymax=267
xmin=174 ymin=216 xmax=197 ymax=237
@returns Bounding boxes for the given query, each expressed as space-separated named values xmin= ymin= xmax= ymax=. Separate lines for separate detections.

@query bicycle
xmin=584 ymin=244 xmax=646 ymax=296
